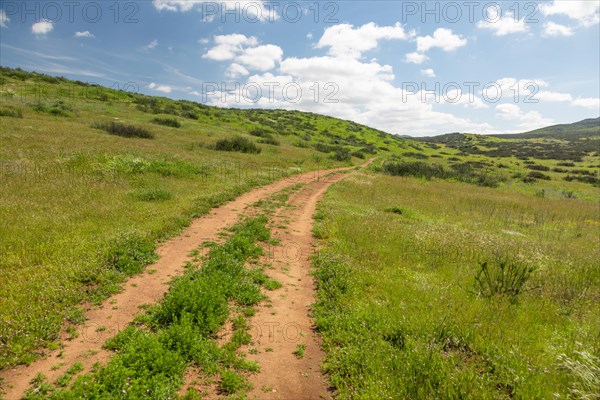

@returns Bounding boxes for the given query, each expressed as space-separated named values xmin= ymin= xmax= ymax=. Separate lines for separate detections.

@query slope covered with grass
xmin=0 ymin=66 xmax=403 ymax=368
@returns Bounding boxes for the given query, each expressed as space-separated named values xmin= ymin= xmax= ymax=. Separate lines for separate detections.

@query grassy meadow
xmin=1 ymin=66 xmax=599 ymax=399
xmin=0 ymin=67 xmax=398 ymax=369
xmin=312 ymin=166 xmax=599 ymax=398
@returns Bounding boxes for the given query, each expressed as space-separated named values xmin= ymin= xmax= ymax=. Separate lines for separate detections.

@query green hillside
xmin=0 ymin=66 xmax=404 ymax=368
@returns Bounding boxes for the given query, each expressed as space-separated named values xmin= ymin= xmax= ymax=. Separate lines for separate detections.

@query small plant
xmin=473 ymin=259 xmax=535 ymax=302
xmin=557 ymin=351 xmax=600 ymax=400
xmin=92 ymin=121 xmax=154 ymax=139
xmin=293 ymin=344 xmax=306 ymax=359
xmin=129 ymin=188 xmax=173 ymax=202
xmin=219 ymin=370 xmax=251 ymax=394
xmin=152 ymin=117 xmax=181 ymax=128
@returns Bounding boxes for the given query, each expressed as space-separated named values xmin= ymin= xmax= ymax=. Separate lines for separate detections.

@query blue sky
xmin=1 ymin=0 xmax=598 ymax=136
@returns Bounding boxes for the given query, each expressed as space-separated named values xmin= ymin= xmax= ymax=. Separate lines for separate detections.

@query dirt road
xmin=0 ymin=164 xmax=362 ymax=399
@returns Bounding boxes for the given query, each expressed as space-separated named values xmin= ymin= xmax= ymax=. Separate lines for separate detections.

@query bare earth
xmin=0 ymin=166 xmax=357 ymax=399
xmin=243 ymin=172 xmax=349 ymax=400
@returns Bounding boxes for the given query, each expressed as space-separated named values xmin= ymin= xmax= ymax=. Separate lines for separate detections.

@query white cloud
xmin=542 ymin=21 xmax=575 ymax=37
xmin=235 ymin=44 xmax=283 ymax=71
xmin=316 ymin=22 xmax=414 ymax=59
xmin=203 ymin=34 xmax=282 ymax=71
xmin=572 ymin=97 xmax=600 ymax=109
xmin=420 ymin=68 xmax=436 ymax=78
xmin=0 ymin=9 xmax=9 ymax=28
xmin=493 ymin=77 xmax=549 ymax=100
xmin=202 ymin=34 xmax=258 ymax=61
xmin=405 ymin=52 xmax=429 ymax=64
xmin=540 ymin=0 xmax=600 ymax=27
xmin=32 ymin=20 xmax=53 ymax=36
xmin=477 ymin=11 xmax=529 ymax=36
xmin=445 ymin=89 xmax=489 ymax=109
xmin=496 ymin=103 xmax=553 ymax=131
xmin=226 ymin=63 xmax=250 ymax=78
xmin=143 ymin=39 xmax=159 ymax=50
xmin=416 ymin=28 xmax=467 ymax=53
xmin=306 ymin=33 xmax=313 ymax=40
xmin=74 ymin=31 xmax=95 ymax=39
xmin=152 ymin=0 xmax=279 ymax=21
xmin=536 ymin=91 xmax=573 ymax=102
xmin=148 ymin=82 xmax=173 ymax=93
xmin=198 ymin=38 xmax=210 ymax=45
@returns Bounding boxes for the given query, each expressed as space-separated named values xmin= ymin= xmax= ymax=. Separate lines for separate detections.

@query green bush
xmin=0 ymin=106 xmax=23 ymax=118
xmin=258 ymin=137 xmax=280 ymax=146
xmin=92 ymin=121 xmax=154 ymax=139
xmin=152 ymin=117 xmax=181 ymax=128
xmin=30 ymin=100 xmax=73 ymax=117
xmin=105 ymin=233 xmax=158 ymax=275
xmin=215 ymin=136 xmax=261 ymax=154
xmin=219 ymin=370 xmax=251 ymax=394
xmin=331 ymin=147 xmax=351 ymax=162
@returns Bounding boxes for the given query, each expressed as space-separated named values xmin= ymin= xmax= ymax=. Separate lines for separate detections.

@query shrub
xmin=215 ymin=136 xmax=261 ymax=154
xmin=526 ymin=171 xmax=551 ymax=181
xmin=30 ymin=100 xmax=72 ymax=117
xmin=152 ymin=117 xmax=181 ymax=128
xmin=92 ymin=121 xmax=154 ymax=139
xmin=0 ymin=106 xmax=23 ymax=118
xmin=527 ymin=164 xmax=550 ymax=171
xmin=258 ymin=137 xmax=280 ymax=146
xmin=249 ymin=128 xmax=273 ymax=138
xmin=473 ymin=259 xmax=535 ymax=302
xmin=219 ymin=370 xmax=250 ymax=394
xmin=403 ymin=151 xmax=428 ymax=160
xmin=351 ymin=150 xmax=366 ymax=159
xmin=331 ymin=147 xmax=351 ymax=162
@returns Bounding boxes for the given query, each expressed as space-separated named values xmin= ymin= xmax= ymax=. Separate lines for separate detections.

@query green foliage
xmin=0 ymin=106 xmax=23 ymax=118
xmin=30 ymin=100 xmax=73 ymax=117
xmin=151 ymin=117 xmax=181 ymax=128
xmin=92 ymin=121 xmax=154 ymax=139
xmin=473 ymin=259 xmax=536 ymax=301
xmin=219 ymin=370 xmax=251 ymax=394
xmin=382 ymin=160 xmax=503 ymax=188
xmin=331 ymin=147 xmax=351 ymax=162
xmin=105 ymin=233 xmax=158 ymax=275
xmin=215 ymin=136 xmax=261 ymax=154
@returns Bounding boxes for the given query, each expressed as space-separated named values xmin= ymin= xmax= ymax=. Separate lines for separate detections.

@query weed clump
xmin=92 ymin=121 xmax=154 ymax=139
xmin=473 ymin=259 xmax=535 ymax=302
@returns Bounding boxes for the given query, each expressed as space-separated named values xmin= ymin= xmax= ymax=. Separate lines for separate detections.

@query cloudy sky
xmin=1 ymin=0 xmax=599 ymax=136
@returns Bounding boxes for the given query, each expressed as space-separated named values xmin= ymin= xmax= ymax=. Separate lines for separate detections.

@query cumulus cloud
xmin=420 ymin=68 xmax=436 ymax=78
xmin=572 ymin=97 xmax=600 ymax=109
xmin=540 ymin=0 xmax=600 ymax=27
xmin=477 ymin=11 xmax=529 ymax=36
xmin=542 ymin=21 xmax=575 ymax=37
xmin=405 ymin=52 xmax=429 ymax=64
xmin=203 ymin=34 xmax=282 ymax=72
xmin=496 ymin=103 xmax=553 ymax=131
xmin=416 ymin=28 xmax=467 ymax=53
xmin=536 ymin=91 xmax=573 ymax=102
xmin=74 ymin=31 xmax=95 ymax=39
xmin=32 ymin=20 xmax=53 ymax=36
xmin=153 ymin=0 xmax=278 ymax=21
xmin=316 ymin=22 xmax=414 ymax=59
xmin=148 ymin=82 xmax=173 ymax=93
xmin=0 ymin=9 xmax=9 ymax=28
xmin=226 ymin=63 xmax=250 ymax=78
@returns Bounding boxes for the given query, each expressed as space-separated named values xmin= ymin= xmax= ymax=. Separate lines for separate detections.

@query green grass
xmin=22 ymin=215 xmax=273 ymax=398
xmin=313 ymin=171 xmax=599 ymax=399
xmin=0 ymin=66 xmax=393 ymax=369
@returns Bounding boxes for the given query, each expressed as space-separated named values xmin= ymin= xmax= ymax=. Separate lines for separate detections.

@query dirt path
xmin=0 ymin=166 xmax=357 ymax=399
xmin=242 ymin=171 xmax=349 ymax=400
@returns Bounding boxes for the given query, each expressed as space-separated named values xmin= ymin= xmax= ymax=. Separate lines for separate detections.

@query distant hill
xmin=491 ymin=117 xmax=600 ymax=140
xmin=415 ymin=118 xmax=600 ymax=161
